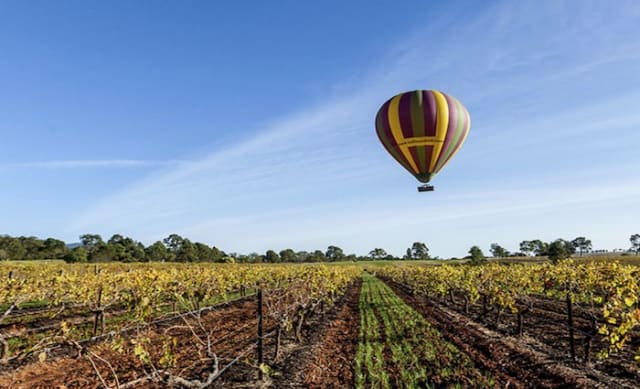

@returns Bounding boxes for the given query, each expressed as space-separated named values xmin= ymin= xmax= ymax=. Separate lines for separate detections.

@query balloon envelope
xmin=375 ymin=90 xmax=470 ymax=183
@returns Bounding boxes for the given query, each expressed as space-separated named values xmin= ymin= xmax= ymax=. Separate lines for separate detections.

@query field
xmin=0 ymin=260 xmax=639 ymax=388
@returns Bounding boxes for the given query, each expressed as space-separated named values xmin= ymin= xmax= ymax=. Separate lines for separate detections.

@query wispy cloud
xmin=1 ymin=159 xmax=188 ymax=169
xmin=175 ymin=177 xmax=640 ymax=255
xmin=68 ymin=2 xmax=640 ymax=256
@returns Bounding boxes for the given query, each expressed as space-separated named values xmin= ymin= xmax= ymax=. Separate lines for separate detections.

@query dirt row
xmin=256 ymin=278 xmax=362 ymax=388
xmin=0 ymin=283 xmax=363 ymax=389
xmin=444 ymin=290 xmax=640 ymax=382
xmin=383 ymin=278 xmax=639 ymax=388
xmin=1 ymin=297 xmax=270 ymax=388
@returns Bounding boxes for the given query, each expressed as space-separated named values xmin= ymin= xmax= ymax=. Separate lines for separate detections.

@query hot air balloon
xmin=375 ymin=90 xmax=470 ymax=192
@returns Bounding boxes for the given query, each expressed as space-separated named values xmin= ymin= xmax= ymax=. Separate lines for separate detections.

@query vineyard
xmin=0 ymin=260 xmax=639 ymax=388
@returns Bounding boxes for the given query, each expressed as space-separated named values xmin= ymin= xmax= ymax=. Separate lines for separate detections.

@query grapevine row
xmin=375 ymin=260 xmax=639 ymax=363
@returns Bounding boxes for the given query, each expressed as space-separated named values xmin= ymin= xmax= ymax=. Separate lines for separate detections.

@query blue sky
xmin=1 ymin=1 xmax=639 ymax=258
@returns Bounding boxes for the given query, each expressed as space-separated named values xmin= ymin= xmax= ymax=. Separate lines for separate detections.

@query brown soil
xmin=0 ymin=283 xmax=364 ymax=389
xmin=0 ymin=298 xmax=271 ymax=388
xmin=301 ymin=279 xmax=361 ymax=388
xmin=383 ymin=278 xmax=639 ymax=389
xmin=447 ymin=290 xmax=639 ymax=383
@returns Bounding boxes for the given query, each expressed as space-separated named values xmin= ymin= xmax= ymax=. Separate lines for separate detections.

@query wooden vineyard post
xmin=566 ymin=292 xmax=576 ymax=360
xmin=93 ymin=286 xmax=103 ymax=336
xmin=274 ymin=326 xmax=281 ymax=362
xmin=257 ymin=288 xmax=264 ymax=380
xmin=8 ymin=271 xmax=13 ymax=280
xmin=584 ymin=314 xmax=597 ymax=363
xmin=482 ymin=295 xmax=488 ymax=316
xmin=517 ymin=311 xmax=524 ymax=336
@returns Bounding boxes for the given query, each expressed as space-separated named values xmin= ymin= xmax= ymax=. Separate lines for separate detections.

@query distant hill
xmin=65 ymin=242 xmax=83 ymax=249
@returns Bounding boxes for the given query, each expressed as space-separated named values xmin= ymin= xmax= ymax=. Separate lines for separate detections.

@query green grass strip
xmin=355 ymin=273 xmax=496 ymax=389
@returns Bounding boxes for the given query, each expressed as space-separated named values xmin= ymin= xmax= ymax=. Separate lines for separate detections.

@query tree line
xmin=0 ymin=234 xmax=435 ymax=263
xmin=488 ymin=235 xmax=640 ymax=263
xmin=1 ymin=233 xmax=638 ymax=263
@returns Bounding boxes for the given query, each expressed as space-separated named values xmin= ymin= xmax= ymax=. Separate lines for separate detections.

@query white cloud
xmin=1 ymin=159 xmax=187 ymax=169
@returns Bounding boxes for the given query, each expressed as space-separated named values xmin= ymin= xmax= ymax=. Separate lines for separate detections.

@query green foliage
xmin=63 ymin=247 xmax=89 ymax=263
xmin=520 ymin=239 xmax=550 ymax=257
xmin=264 ymin=249 xmax=280 ymax=263
xmin=547 ymin=239 xmax=572 ymax=264
xmin=356 ymin=273 xmax=495 ymax=388
xmin=468 ymin=246 xmax=486 ymax=264
xmin=630 ymin=234 xmax=640 ymax=254
xmin=79 ymin=234 xmax=103 ymax=250
xmin=571 ymin=237 xmax=592 ymax=256
xmin=406 ymin=242 xmax=430 ymax=260
xmin=325 ymin=245 xmax=345 ymax=261
xmin=279 ymin=248 xmax=296 ymax=262
xmin=368 ymin=248 xmax=388 ymax=259
xmin=145 ymin=241 xmax=172 ymax=262
xmin=489 ymin=243 xmax=509 ymax=258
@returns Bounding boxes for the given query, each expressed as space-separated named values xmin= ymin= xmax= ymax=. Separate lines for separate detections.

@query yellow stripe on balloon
xmin=388 ymin=95 xmax=420 ymax=174
xmin=429 ymin=90 xmax=449 ymax=171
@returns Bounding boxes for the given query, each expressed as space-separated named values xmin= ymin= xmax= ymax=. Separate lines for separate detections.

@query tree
xmin=345 ymin=254 xmax=358 ymax=262
xmin=194 ymin=242 xmax=213 ymax=261
xmin=63 ymin=247 xmax=88 ymax=263
xmin=163 ymin=234 xmax=185 ymax=254
xmin=325 ymin=246 xmax=345 ymax=261
xmin=309 ymin=250 xmax=326 ymax=262
xmin=403 ymin=248 xmax=412 ymax=260
xmin=146 ymin=241 xmax=170 ymax=261
xmin=279 ymin=249 xmax=296 ymax=262
xmin=80 ymin=234 xmax=103 ymax=250
xmin=630 ymin=234 xmax=640 ymax=255
xmin=210 ymin=246 xmax=225 ymax=262
xmin=368 ymin=248 xmax=388 ymax=259
xmin=408 ymin=242 xmax=430 ymax=260
xmin=519 ymin=241 xmax=534 ymax=256
xmin=107 ymin=234 xmax=145 ymax=262
xmin=89 ymin=242 xmax=115 ymax=262
xmin=42 ymin=238 xmax=67 ymax=259
xmin=264 ymin=250 xmax=280 ymax=263
xmin=547 ymin=239 xmax=572 ymax=264
xmin=571 ymin=236 xmax=591 ymax=256
xmin=295 ymin=251 xmax=311 ymax=262
xmin=531 ymin=240 xmax=549 ymax=256
xmin=19 ymin=236 xmax=44 ymax=259
xmin=175 ymin=240 xmax=198 ymax=262
xmin=0 ymin=236 xmax=26 ymax=260
xmin=245 ymin=252 xmax=262 ymax=263
xmin=468 ymin=246 xmax=486 ymax=265
xmin=489 ymin=243 xmax=509 ymax=258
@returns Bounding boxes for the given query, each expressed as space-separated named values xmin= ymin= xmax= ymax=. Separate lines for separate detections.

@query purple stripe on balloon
xmin=376 ymin=99 xmax=413 ymax=172
xmin=435 ymin=93 xmax=459 ymax=167
xmin=397 ymin=92 xmax=414 ymax=139
xmin=423 ymin=145 xmax=434 ymax=174
xmin=376 ymin=100 xmax=395 ymax=148
xmin=422 ymin=90 xmax=437 ymax=137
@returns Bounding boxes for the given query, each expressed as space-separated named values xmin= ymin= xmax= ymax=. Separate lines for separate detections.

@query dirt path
xmin=263 ymin=279 xmax=362 ymax=388
xmin=302 ymin=278 xmax=361 ymax=387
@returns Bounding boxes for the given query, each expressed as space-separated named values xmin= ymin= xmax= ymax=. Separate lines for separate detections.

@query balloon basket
xmin=417 ymin=184 xmax=434 ymax=192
